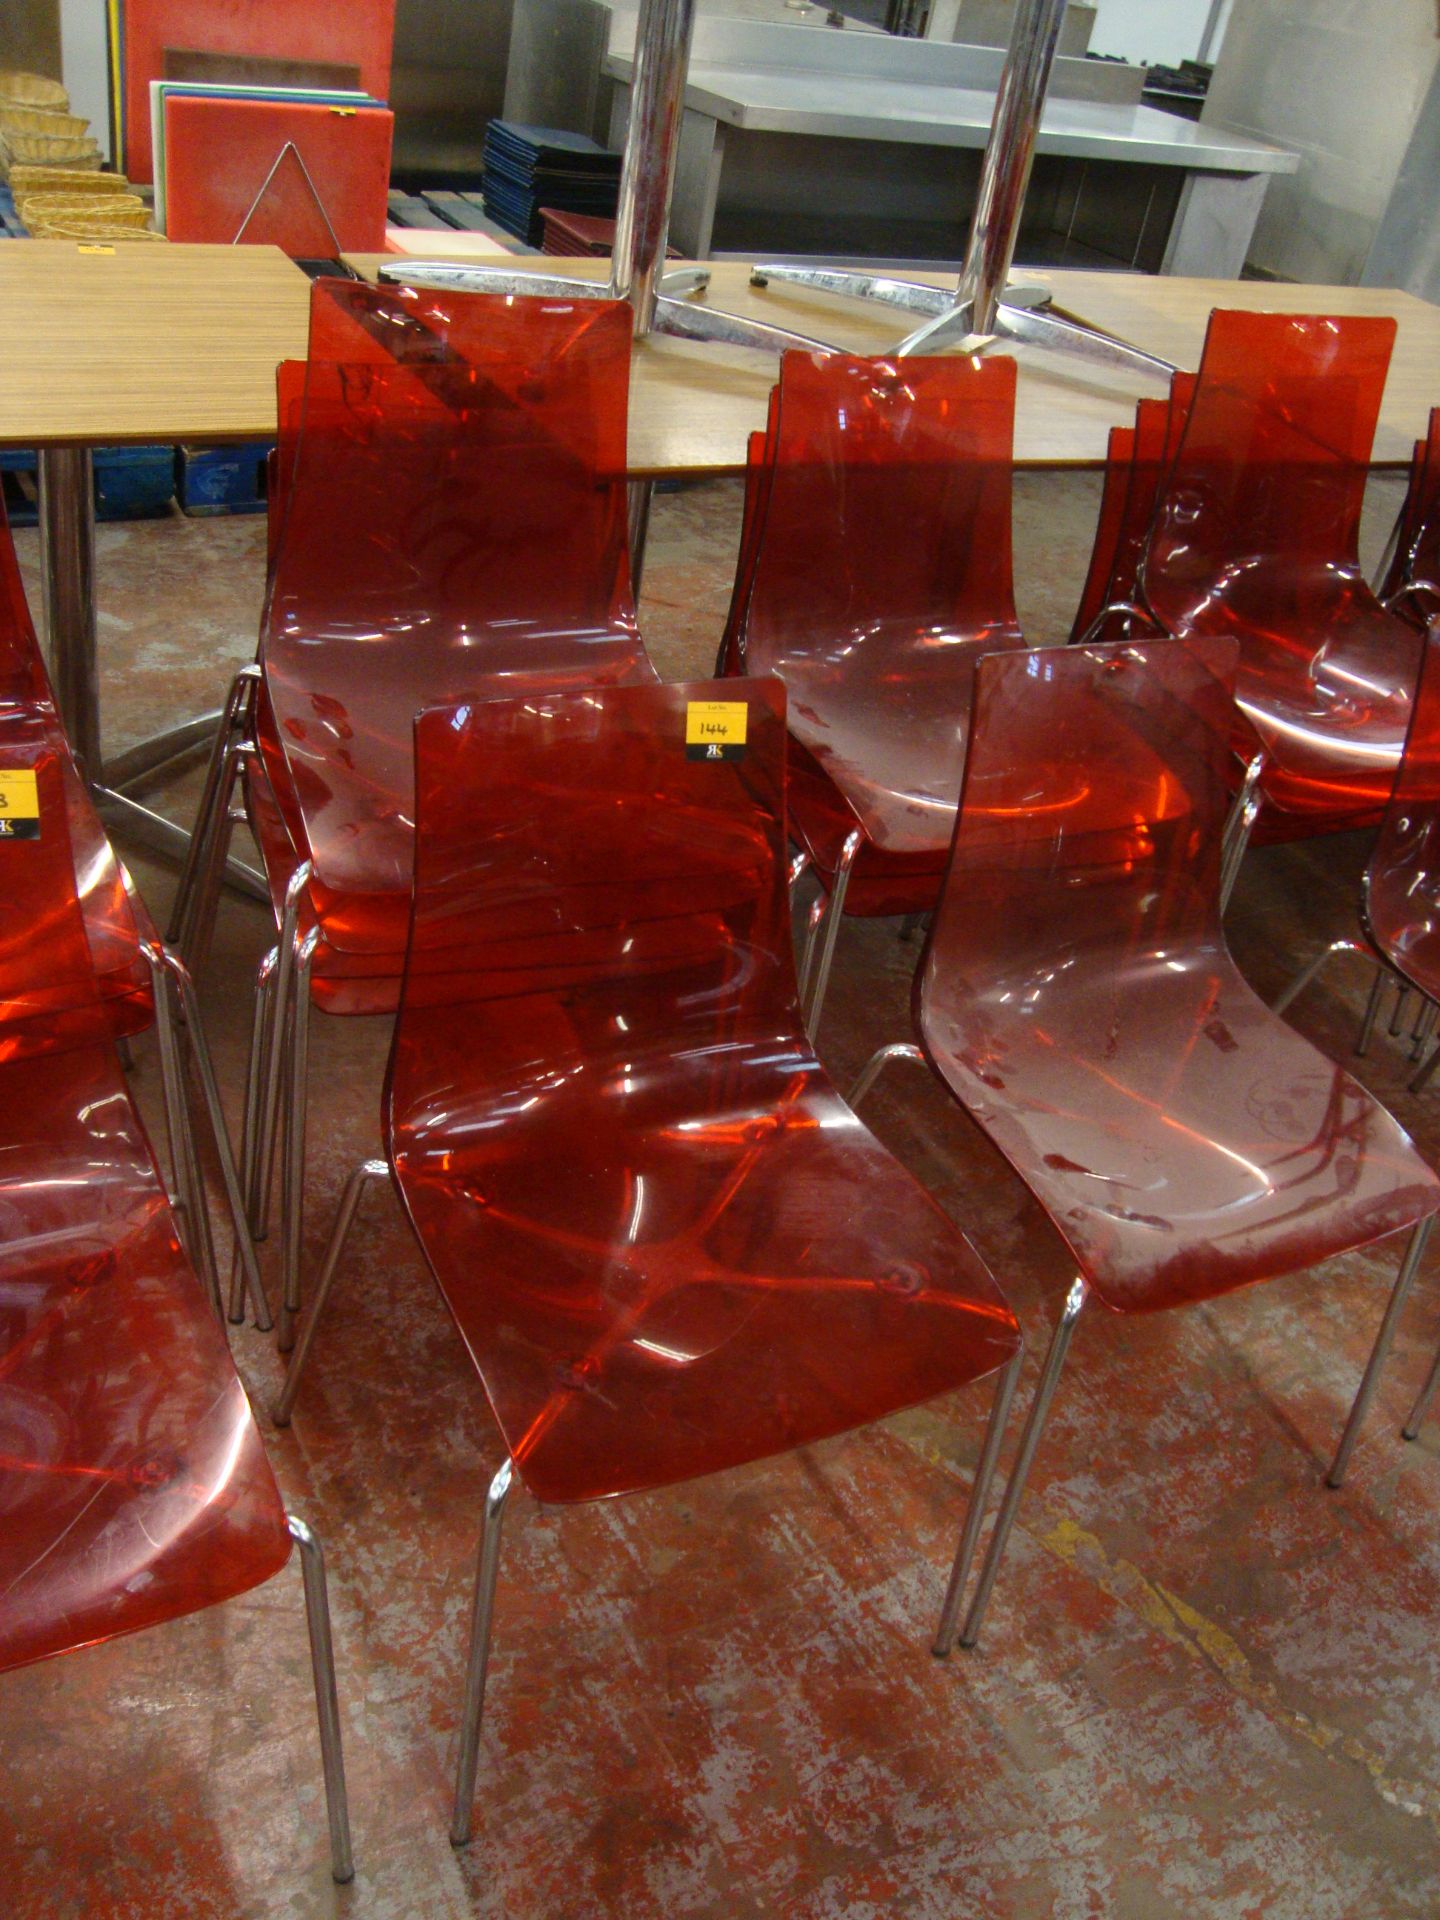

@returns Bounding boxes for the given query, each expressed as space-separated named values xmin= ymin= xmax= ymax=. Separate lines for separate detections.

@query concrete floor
xmin=5 ymin=468 xmax=1440 ymax=1918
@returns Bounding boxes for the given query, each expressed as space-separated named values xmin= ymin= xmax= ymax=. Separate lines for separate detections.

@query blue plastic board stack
xmin=480 ymin=121 xmax=620 ymax=246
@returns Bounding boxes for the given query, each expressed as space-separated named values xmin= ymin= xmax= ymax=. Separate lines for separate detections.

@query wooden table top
xmin=2 ymin=241 xmax=1435 ymax=472
xmin=0 ymin=242 xmax=310 ymax=447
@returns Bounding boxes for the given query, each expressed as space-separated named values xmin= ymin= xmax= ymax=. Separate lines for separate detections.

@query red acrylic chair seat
xmin=1140 ymin=310 xmax=1422 ymax=829
xmin=388 ymin=679 xmax=1021 ymax=1505
xmin=727 ymin=350 xmax=1025 ymax=913
xmin=918 ymin=637 xmax=1440 ymax=1317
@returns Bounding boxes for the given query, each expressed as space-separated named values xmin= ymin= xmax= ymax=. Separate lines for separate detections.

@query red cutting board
xmin=165 ymin=97 xmax=393 ymax=252
xmin=123 ymin=0 xmax=394 ymax=182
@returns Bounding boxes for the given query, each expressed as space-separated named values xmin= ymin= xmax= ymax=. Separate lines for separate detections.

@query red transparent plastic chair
xmin=723 ymin=349 xmax=1025 ymax=1032
xmin=1140 ymin=309 xmax=1422 ymax=837
xmin=169 ymin=277 xmax=656 ymax=1344
xmin=0 ymin=722 xmax=352 ymax=1881
xmin=1377 ymin=407 xmax=1440 ymax=630
xmin=854 ymin=636 xmax=1440 ymax=1648
xmin=1067 ymin=424 xmax=1135 ymax=646
xmin=273 ymin=677 xmax=1023 ymax=1845
xmin=1277 ymin=623 xmax=1440 ymax=1101
xmin=0 ymin=501 xmax=267 ymax=1327
xmin=1070 ymin=378 xmax=1194 ymax=651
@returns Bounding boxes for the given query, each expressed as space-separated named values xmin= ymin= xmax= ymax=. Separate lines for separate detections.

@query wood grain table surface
xmin=347 ymin=253 xmax=1440 ymax=472
xmin=0 ymin=242 xmax=310 ymax=447
xmin=3 ymin=241 xmax=1434 ymax=473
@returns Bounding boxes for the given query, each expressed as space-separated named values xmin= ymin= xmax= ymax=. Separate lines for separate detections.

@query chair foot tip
xmin=1324 ymin=1470 xmax=1344 ymax=1490
xmin=449 ymin=1828 xmax=472 ymax=1850
xmin=332 ymin=1867 xmax=355 ymax=1886
xmin=271 ymin=1406 xmax=292 ymax=1429
xmin=1402 ymin=1425 xmax=1420 ymax=1443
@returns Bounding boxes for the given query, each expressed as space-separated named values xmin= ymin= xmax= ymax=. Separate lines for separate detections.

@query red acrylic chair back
xmin=1144 ymin=311 xmax=1393 ymax=615
xmin=261 ymin=279 xmax=650 ymax=912
xmin=1139 ymin=311 xmax=1412 ymax=818
xmin=726 ymin=350 xmax=1022 ymax=912
xmin=1366 ymin=622 xmax=1440 ymax=984
xmin=917 ymin=633 xmax=1439 ymax=1315
xmin=737 ymin=350 xmax=1020 ymax=682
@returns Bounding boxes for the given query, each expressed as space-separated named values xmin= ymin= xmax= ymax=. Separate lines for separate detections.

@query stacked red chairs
xmin=1377 ymin=405 xmax=1440 ymax=628
xmin=719 ymin=349 xmax=1026 ymax=1033
xmin=1070 ymin=312 xmax=1422 ymax=884
xmin=0 ymin=495 xmax=266 ymax=1327
xmin=170 ymin=276 xmax=657 ymax=1346
xmin=0 ymin=704 xmax=353 ymax=1878
xmin=263 ymin=675 xmax=1023 ymax=1843
xmin=853 ymin=635 xmax=1440 ymax=1647
xmin=1277 ymin=623 xmax=1440 ymax=1094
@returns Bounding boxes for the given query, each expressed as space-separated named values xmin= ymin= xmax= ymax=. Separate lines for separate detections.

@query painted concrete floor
xmin=5 ymin=471 xmax=1440 ymax=1918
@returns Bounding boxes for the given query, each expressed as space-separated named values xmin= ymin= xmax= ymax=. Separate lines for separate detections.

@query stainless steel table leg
xmin=37 ymin=445 xmax=101 ymax=777
xmin=104 ymin=711 xmax=225 ymax=788
xmin=35 ymin=444 xmax=264 ymax=896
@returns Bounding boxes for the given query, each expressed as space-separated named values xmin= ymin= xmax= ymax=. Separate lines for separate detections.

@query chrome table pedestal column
xmin=749 ymin=0 xmax=1175 ymax=386
xmin=36 ymin=446 xmax=265 ymax=895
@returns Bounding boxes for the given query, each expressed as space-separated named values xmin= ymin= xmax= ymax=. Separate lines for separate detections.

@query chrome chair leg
xmin=273 ymin=1157 xmax=389 ymax=1426
xmin=229 ymin=947 xmax=278 ymax=1319
xmin=278 ymin=932 xmax=317 ymax=1353
xmin=1329 ymin=1216 xmax=1436 ymax=1487
xmin=959 ymin=1276 xmax=1088 ymax=1649
xmin=1271 ymin=937 xmax=1365 ymax=1017
xmin=1409 ymin=1029 xmax=1440 ymax=1095
xmin=285 ymin=1515 xmax=356 ymax=1884
xmin=151 ymin=963 xmax=222 ymax=1316
xmin=1389 ymin=981 xmax=1414 ymax=1039
xmin=848 ymin=1041 xmax=924 ymax=1108
xmin=933 ymin=1348 xmax=1024 ymax=1657
xmin=182 ymin=741 xmax=244 ymax=986
xmin=797 ymin=891 xmax=826 ymax=1004
xmin=803 ymin=828 xmax=861 ymax=1041
xmin=1355 ymin=964 xmax=1390 ymax=1058
xmin=1219 ymin=752 xmax=1264 ymax=911
xmin=168 ymin=665 xmax=258 ymax=954
xmin=156 ymin=947 xmax=272 ymax=1333
xmin=1410 ymin=996 xmax=1439 ymax=1063
xmin=1403 ymin=1342 xmax=1440 ymax=1442
xmin=255 ymin=864 xmax=312 ymax=1247
xmin=451 ymin=1457 xmax=514 ymax=1849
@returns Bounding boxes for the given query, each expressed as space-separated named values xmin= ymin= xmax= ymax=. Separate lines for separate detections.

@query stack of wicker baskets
xmin=1 ymin=71 xmax=162 ymax=241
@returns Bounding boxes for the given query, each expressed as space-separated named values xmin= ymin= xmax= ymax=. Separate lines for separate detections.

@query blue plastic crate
xmin=0 ymin=445 xmax=174 ymax=524
xmin=176 ymin=441 xmax=272 ymax=516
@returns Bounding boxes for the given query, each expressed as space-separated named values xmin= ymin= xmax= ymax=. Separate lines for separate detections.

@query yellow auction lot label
xmin=685 ymin=700 xmax=748 ymax=761
xmin=0 ymin=769 xmax=40 ymax=840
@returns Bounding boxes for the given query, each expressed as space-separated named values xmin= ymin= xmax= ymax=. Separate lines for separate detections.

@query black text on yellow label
xmin=0 ymin=769 xmax=39 ymax=840
xmin=685 ymin=700 xmax=748 ymax=762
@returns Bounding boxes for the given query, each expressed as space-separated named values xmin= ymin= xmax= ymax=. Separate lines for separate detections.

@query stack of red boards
xmin=164 ymin=97 xmax=393 ymax=252
xmin=121 ymin=0 xmax=395 ymax=184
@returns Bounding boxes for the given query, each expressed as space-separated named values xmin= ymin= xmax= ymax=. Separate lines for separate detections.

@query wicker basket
xmin=18 ymin=193 xmax=150 ymax=229
xmin=29 ymin=220 xmax=167 ymax=243
xmin=0 ymin=131 xmax=101 ymax=177
xmin=0 ymin=71 xmax=69 ymax=112
xmin=8 ymin=164 xmax=129 ymax=197
xmin=0 ymin=106 xmax=89 ymax=140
